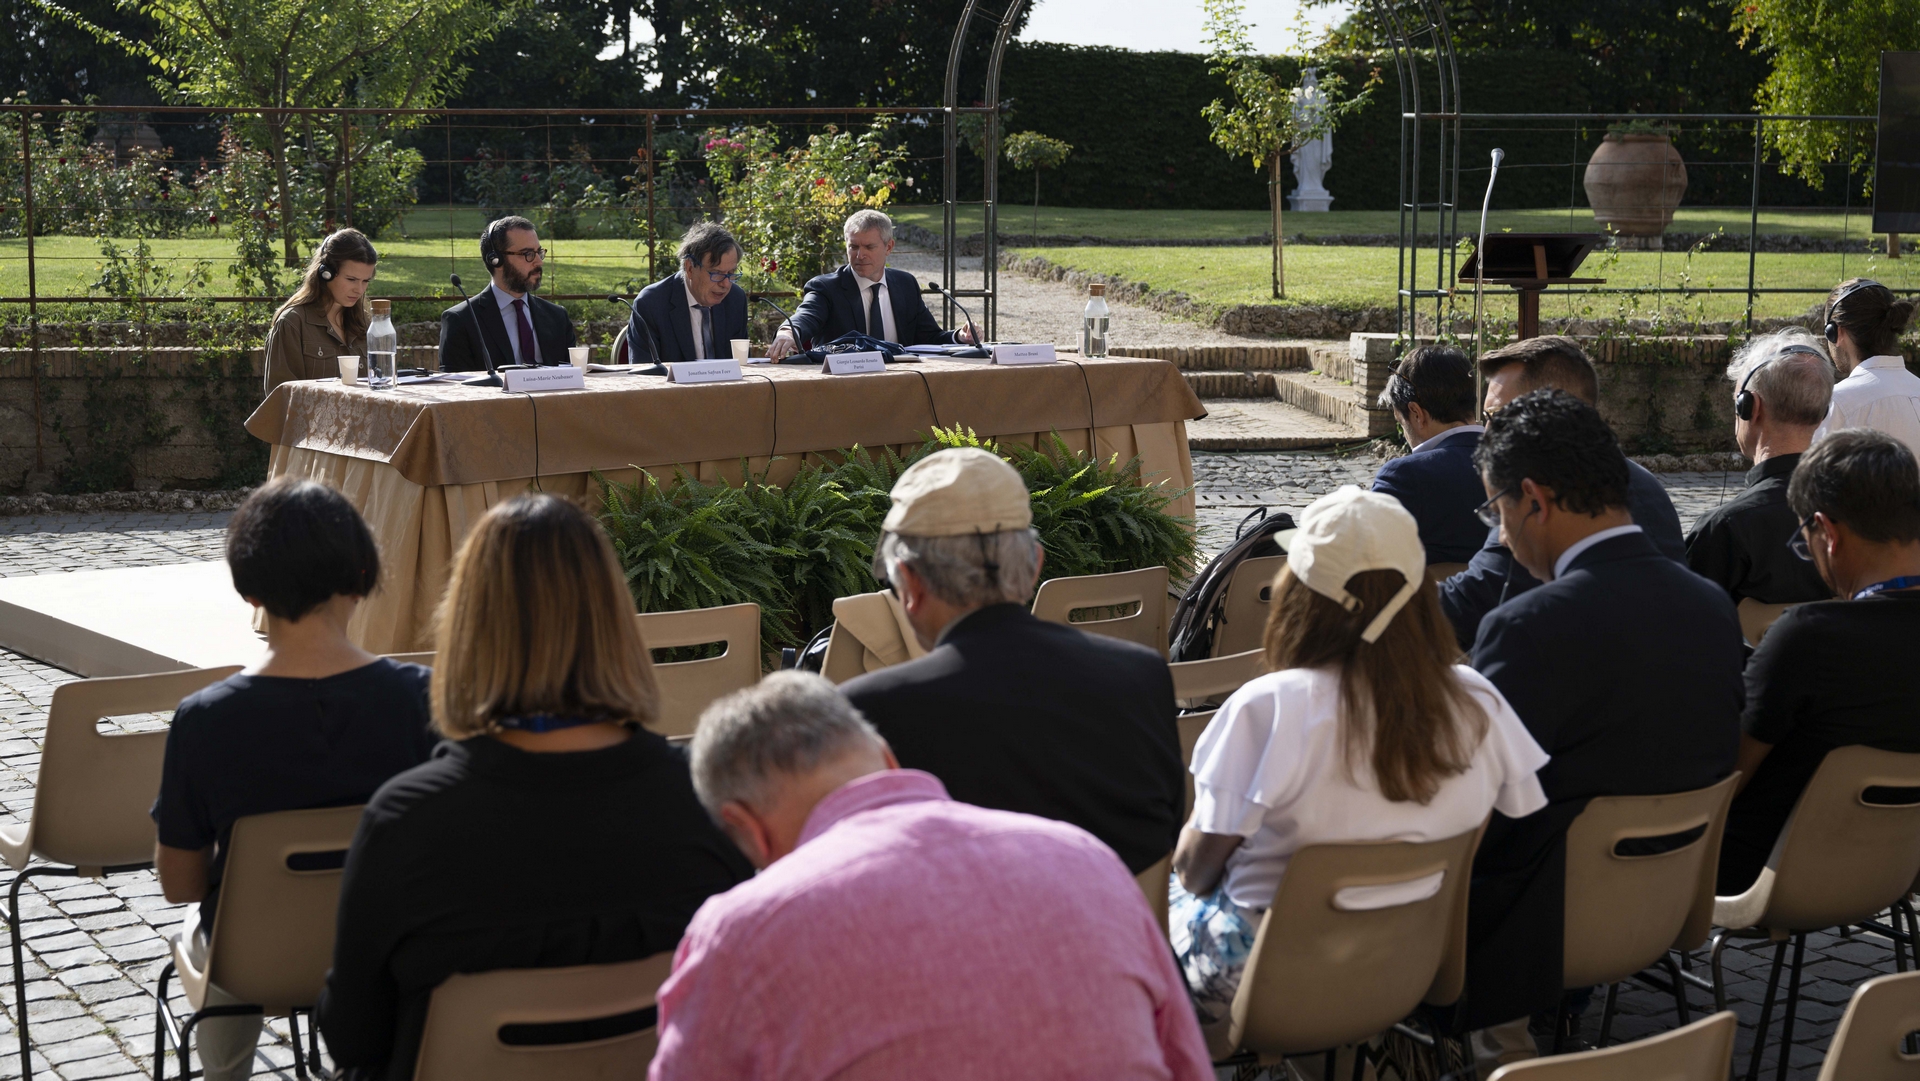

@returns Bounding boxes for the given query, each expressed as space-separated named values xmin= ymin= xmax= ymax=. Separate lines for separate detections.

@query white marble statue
xmin=1289 ymin=68 xmax=1334 ymax=212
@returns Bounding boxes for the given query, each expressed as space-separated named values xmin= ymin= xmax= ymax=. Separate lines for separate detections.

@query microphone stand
xmin=1473 ymin=148 xmax=1505 ymax=408
xmin=606 ymin=294 xmax=668 ymax=375
xmin=450 ymin=273 xmax=504 ymax=388
xmin=923 ymin=281 xmax=981 ymax=345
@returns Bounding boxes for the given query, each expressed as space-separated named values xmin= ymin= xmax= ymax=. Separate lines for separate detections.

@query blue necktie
xmin=866 ymin=283 xmax=884 ymax=340
xmin=695 ymin=304 xmax=715 ymax=359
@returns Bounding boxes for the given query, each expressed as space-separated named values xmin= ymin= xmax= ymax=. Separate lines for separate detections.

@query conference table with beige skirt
xmin=245 ymin=354 xmax=1207 ymax=653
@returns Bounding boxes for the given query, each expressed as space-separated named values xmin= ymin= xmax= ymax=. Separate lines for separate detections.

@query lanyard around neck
xmin=1854 ymin=576 xmax=1920 ymax=600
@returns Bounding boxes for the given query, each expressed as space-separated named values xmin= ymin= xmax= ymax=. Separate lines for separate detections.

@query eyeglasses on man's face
xmin=507 ymin=247 xmax=546 ymax=263
xmin=1788 ymin=512 xmax=1820 ymax=562
xmin=1475 ymin=487 xmax=1516 ymax=528
xmin=703 ymin=269 xmax=741 ymax=284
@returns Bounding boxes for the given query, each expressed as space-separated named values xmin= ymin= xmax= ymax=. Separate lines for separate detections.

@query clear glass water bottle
xmin=366 ymin=299 xmax=397 ymax=388
xmin=1080 ymin=283 xmax=1109 ymax=357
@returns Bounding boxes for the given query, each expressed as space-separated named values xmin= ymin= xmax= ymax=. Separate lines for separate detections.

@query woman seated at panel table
xmin=1171 ymin=487 xmax=1550 ymax=1026
xmin=263 ymin=228 xmax=379 ymax=395
xmin=316 ymin=494 xmax=753 ymax=1081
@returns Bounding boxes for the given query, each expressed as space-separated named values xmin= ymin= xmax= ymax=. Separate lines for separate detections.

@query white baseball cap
xmin=1274 ymin=485 xmax=1428 ymax=644
xmin=882 ymin=448 xmax=1033 ymax=537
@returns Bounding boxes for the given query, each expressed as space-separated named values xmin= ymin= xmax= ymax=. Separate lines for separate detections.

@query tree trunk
xmin=1033 ymin=171 xmax=1040 ymax=238
xmin=1270 ymin=155 xmax=1285 ymax=299
xmin=269 ymin=118 xmax=299 ymax=268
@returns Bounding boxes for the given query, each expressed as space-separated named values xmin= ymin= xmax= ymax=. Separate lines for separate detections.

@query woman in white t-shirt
xmin=1171 ymin=486 xmax=1549 ymax=1023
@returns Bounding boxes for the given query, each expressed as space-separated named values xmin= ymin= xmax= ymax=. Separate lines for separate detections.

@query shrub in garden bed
xmin=597 ymin=427 xmax=1197 ymax=651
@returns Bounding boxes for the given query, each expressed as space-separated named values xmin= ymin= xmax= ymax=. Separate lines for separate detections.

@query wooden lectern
xmin=1460 ymin=233 xmax=1608 ymax=339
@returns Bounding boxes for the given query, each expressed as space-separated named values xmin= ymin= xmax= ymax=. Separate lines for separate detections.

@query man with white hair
xmin=650 ymin=672 xmax=1211 ymax=1081
xmin=766 ymin=209 xmax=977 ymax=360
xmin=1685 ymin=329 xmax=1835 ymax=608
xmin=840 ymin=448 xmax=1184 ymax=876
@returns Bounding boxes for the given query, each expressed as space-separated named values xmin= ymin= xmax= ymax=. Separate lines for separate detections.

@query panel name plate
xmin=824 ymin=351 xmax=887 ymax=375
xmin=501 ymin=366 xmax=587 ymax=393
xmin=991 ymin=343 xmax=1057 ymax=365
xmin=667 ymin=359 xmax=743 ymax=384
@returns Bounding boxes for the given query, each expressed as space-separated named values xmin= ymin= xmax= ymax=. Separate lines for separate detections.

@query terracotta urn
xmin=1584 ymin=133 xmax=1687 ymax=248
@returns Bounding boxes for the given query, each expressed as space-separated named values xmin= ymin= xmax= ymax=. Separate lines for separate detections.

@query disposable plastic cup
xmin=337 ymin=355 xmax=359 ymax=385
xmin=731 ymin=339 xmax=750 ymax=362
xmin=568 ymin=345 xmax=591 ymax=368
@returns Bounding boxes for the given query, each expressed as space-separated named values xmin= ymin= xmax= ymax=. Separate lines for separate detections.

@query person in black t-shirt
xmin=1686 ymin=329 xmax=1835 ymax=612
xmin=1719 ymin=429 xmax=1920 ymax=894
xmin=151 ymin=477 xmax=437 ymax=1081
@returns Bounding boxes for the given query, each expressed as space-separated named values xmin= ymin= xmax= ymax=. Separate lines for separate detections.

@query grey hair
xmin=677 ymin=220 xmax=742 ymax=267
xmin=873 ymin=528 xmax=1042 ymax=608
xmin=1727 ymin=328 xmax=1836 ymax=427
xmin=843 ymin=209 xmax=895 ymax=244
xmin=689 ymin=672 xmax=884 ymax=812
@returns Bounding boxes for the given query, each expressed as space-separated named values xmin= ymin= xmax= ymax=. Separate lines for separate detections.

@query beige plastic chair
xmin=1425 ymin=562 xmax=1469 ymax=584
xmin=1213 ymin=825 xmax=1483 ymax=1067
xmin=633 ymin=603 xmax=760 ymax=738
xmin=1486 ymin=1010 xmax=1736 ymax=1081
xmin=1736 ymin=599 xmax=1795 ymax=647
xmin=1 ymin=665 xmax=241 ymax=1081
xmin=382 ymin=651 xmax=436 ymax=667
xmin=1170 ymin=648 xmax=1263 ymax=707
xmin=1559 ymin=775 xmax=1739 ymax=1048
xmin=611 ymin=324 xmax=631 ymax=366
xmin=152 ymin=804 xmax=364 ymax=1081
xmin=413 ymin=952 xmax=676 ymax=1080
xmin=1709 ymin=746 xmax=1920 ymax=1081
xmin=1136 ymin=851 xmax=1172 ymax=942
xmin=1815 ymin=970 xmax=1920 ymax=1081
xmin=1211 ymin=555 xmax=1286 ymax=658
xmin=1177 ymin=710 xmax=1216 ymax=817
xmin=820 ymin=590 xmax=925 ymax=684
xmin=1031 ymin=566 xmax=1170 ymax=656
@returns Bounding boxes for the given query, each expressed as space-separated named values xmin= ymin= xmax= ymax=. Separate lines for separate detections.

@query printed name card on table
xmin=501 ymin=366 xmax=587 ymax=393
xmin=823 ymin=351 xmax=887 ymax=375
xmin=667 ymin=359 xmax=744 ymax=384
xmin=991 ymin=343 xmax=1057 ymax=365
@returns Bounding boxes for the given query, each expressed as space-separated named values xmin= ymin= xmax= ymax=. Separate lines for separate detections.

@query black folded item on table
xmin=777 ymin=332 xmax=920 ymax=365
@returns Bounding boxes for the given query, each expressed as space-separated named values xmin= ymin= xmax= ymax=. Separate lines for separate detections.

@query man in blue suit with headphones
xmin=439 ymin=216 xmax=577 ymax=372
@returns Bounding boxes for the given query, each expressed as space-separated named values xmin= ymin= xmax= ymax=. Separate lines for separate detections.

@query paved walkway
xmin=0 ymin=463 xmax=1891 ymax=1080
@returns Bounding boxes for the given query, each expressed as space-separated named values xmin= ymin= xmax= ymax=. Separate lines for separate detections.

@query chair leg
xmin=1662 ymin=952 xmax=1691 ymax=1026
xmin=8 ymin=865 xmax=78 ymax=1081
xmin=152 ymin=960 xmax=175 ymax=1081
xmin=1709 ymin=932 xmax=1731 ymax=1014
xmin=1772 ymin=934 xmax=1806 ymax=1081
xmin=288 ymin=1010 xmax=309 ymax=1080
xmin=305 ymin=1007 xmax=326 ymax=1077
xmin=1597 ymin=982 xmax=1619 ymax=1048
xmin=1744 ymin=938 xmax=1789 ymax=1081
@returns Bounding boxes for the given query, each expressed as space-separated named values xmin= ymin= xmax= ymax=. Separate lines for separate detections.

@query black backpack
xmin=1168 ymin=507 xmax=1295 ymax=663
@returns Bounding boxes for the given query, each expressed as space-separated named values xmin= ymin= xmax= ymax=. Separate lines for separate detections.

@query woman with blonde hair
xmin=318 ymin=494 xmax=750 ymax=1081
xmin=1171 ymin=486 xmax=1550 ymax=1025
xmin=263 ymin=228 xmax=380 ymax=393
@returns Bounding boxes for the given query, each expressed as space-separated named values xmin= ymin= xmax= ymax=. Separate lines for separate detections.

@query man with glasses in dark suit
xmin=439 ymin=215 xmax=578 ymax=371
xmin=627 ymin=222 xmax=749 ymax=365
xmin=766 ymin=209 xmax=976 ymax=360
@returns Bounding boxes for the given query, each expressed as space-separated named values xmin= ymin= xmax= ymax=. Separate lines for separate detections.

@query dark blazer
xmin=840 ymin=603 xmax=1183 ymax=874
xmin=628 ymin=272 xmax=749 ymax=365
xmin=1370 ymin=427 xmax=1487 ymax=564
xmin=785 ymin=265 xmax=956 ymax=348
xmin=1439 ymin=460 xmax=1687 ymax=649
xmin=438 ymin=287 xmax=576 ymax=372
xmin=1459 ymin=531 xmax=1743 ymax=1029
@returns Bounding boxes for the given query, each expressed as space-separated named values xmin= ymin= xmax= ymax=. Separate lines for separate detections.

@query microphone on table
xmin=924 ymin=280 xmax=982 ymax=345
xmin=605 ymin=294 xmax=668 ymax=375
xmin=449 ymin=274 xmax=505 ymax=388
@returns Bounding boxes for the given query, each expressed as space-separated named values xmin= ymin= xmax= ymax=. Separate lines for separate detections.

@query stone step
xmin=1270 ymin=369 xmax=1398 ymax=438
xmin=1113 ymin=345 xmax=1311 ymax=371
xmin=1187 ymin=396 xmax=1370 ymax=451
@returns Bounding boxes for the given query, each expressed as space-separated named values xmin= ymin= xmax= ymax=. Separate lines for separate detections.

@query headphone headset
xmin=481 ymin=220 xmax=507 ymax=270
xmin=1735 ymin=344 xmax=1826 ymax=421
xmin=316 ymin=234 xmax=337 ymax=282
xmin=1824 ymin=278 xmax=1886 ymax=344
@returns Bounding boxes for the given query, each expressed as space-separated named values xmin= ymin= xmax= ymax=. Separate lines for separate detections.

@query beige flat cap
xmin=882 ymin=448 xmax=1032 ymax=537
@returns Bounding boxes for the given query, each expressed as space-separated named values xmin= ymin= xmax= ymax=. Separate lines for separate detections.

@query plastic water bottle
xmin=366 ymin=299 xmax=397 ymax=388
xmin=1081 ymin=283 xmax=1109 ymax=357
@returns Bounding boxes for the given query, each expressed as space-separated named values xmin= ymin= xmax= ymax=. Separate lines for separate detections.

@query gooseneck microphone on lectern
xmin=605 ymin=295 xmax=668 ymax=375
xmin=450 ymin=274 xmax=504 ymax=388
xmin=1473 ymin=148 xmax=1505 ymax=371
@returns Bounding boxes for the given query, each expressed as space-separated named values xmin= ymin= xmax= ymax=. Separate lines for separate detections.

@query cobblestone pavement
xmin=0 ymin=466 xmax=1888 ymax=1080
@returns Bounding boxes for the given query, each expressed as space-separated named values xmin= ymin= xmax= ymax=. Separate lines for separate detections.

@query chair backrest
xmin=820 ymin=590 xmax=923 ymax=684
xmin=413 ymin=953 xmax=675 ymax=1081
xmin=28 ymin=666 xmax=242 ymax=870
xmin=1816 ymin=970 xmax=1920 ymax=1081
xmin=1425 ymin=562 xmax=1469 ymax=584
xmin=382 ymin=652 xmax=436 ymax=667
xmin=1211 ymin=555 xmax=1286 ymax=658
xmin=611 ymin=325 xmax=630 ymax=366
xmin=1031 ymin=566 xmax=1170 ymax=656
xmin=1736 ymin=598 xmax=1794 ymax=647
xmin=1170 ymin=649 xmax=1263 ymax=704
xmin=1177 ymin=710 xmax=1215 ymax=817
xmin=1227 ymin=826 xmax=1482 ymax=1057
xmin=633 ymin=604 xmax=760 ymax=739
xmin=204 ymin=804 xmax=363 ymax=1012
xmin=1486 ymin=1010 xmax=1736 ymax=1081
xmin=1737 ymin=746 xmax=1920 ymax=932
xmin=1136 ymin=851 xmax=1172 ymax=941
xmin=1562 ymin=775 xmax=1739 ymax=988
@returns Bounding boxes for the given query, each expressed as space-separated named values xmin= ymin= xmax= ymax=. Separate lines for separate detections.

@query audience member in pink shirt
xmin=649 ymin=672 xmax=1211 ymax=1081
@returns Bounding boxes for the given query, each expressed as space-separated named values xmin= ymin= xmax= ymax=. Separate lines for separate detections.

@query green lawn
xmin=893 ymin=204 xmax=1889 ymax=242
xmin=1014 ymin=243 xmax=1918 ymax=323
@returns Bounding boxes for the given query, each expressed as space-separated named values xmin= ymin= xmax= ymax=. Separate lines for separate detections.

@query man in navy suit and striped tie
xmin=766 ymin=209 xmax=977 ymax=360
xmin=627 ymin=222 xmax=749 ymax=365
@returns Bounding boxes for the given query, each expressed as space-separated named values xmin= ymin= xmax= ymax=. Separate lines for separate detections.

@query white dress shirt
xmin=1411 ymin=423 xmax=1485 ymax=455
xmin=490 ymin=283 xmax=539 ymax=365
xmin=1813 ymin=355 xmax=1920 ymax=463
xmin=1552 ymin=523 xmax=1644 ymax=580
xmin=853 ymin=270 xmax=898 ymax=343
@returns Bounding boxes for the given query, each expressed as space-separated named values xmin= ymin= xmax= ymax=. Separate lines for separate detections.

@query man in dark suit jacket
xmin=1461 ymin=390 xmax=1742 ymax=1057
xmin=1440 ymin=335 xmax=1686 ymax=649
xmin=766 ymin=209 xmax=977 ymax=360
xmin=439 ymin=215 xmax=576 ymax=372
xmin=626 ymin=221 xmax=749 ymax=366
xmin=839 ymin=447 xmax=1184 ymax=875
xmin=1372 ymin=345 xmax=1489 ymax=565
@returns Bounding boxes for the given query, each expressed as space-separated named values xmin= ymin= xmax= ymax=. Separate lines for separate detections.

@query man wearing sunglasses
xmin=440 ymin=216 xmax=579 ymax=372
xmin=767 ymin=210 xmax=977 ymax=361
xmin=628 ymin=221 xmax=749 ymax=366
